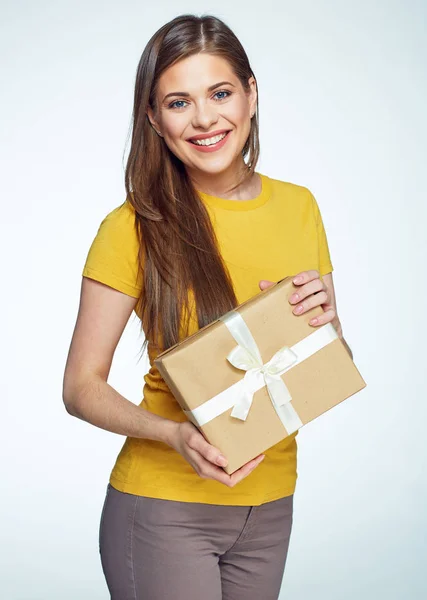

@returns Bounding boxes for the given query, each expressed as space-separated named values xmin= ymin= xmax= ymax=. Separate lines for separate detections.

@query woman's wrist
xmin=159 ymin=418 xmax=180 ymax=448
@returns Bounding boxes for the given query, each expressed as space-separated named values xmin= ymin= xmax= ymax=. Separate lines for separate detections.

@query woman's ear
xmin=248 ymin=76 xmax=257 ymax=117
xmin=146 ymin=106 xmax=163 ymax=137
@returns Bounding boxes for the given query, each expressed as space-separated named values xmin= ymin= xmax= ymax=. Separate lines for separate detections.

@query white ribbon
xmin=219 ymin=311 xmax=299 ymax=421
xmin=183 ymin=311 xmax=338 ymax=435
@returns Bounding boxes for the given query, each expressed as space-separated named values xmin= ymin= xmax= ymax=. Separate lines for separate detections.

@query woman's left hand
xmin=259 ymin=270 xmax=336 ymax=327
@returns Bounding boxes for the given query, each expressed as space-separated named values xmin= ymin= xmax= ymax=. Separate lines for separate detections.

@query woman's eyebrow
xmin=162 ymin=81 xmax=236 ymax=103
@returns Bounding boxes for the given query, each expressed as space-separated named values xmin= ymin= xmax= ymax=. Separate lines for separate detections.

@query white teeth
xmin=192 ymin=132 xmax=228 ymax=146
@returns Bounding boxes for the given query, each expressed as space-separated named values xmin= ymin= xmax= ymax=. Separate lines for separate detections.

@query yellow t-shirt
xmin=82 ymin=172 xmax=333 ymax=506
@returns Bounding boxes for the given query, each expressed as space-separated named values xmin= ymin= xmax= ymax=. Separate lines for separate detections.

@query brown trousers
xmin=99 ymin=483 xmax=294 ymax=600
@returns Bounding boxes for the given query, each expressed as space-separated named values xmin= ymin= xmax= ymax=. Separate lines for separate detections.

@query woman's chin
xmin=185 ymin=154 xmax=243 ymax=176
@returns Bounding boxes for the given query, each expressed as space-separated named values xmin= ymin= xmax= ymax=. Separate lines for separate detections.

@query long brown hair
xmin=125 ymin=14 xmax=260 ymax=354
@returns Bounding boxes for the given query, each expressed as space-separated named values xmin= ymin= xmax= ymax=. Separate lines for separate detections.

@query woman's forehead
xmin=157 ymin=54 xmax=236 ymax=94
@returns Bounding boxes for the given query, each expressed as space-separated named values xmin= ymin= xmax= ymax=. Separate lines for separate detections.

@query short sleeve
xmin=82 ymin=200 xmax=143 ymax=298
xmin=309 ymin=191 xmax=334 ymax=276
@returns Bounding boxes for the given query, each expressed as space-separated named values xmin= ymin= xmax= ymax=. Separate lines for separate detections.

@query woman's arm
xmin=62 ymin=277 xmax=178 ymax=445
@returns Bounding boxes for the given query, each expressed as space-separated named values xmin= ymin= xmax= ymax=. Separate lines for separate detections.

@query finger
xmin=259 ymin=280 xmax=275 ymax=290
xmin=309 ymin=307 xmax=336 ymax=326
xmin=228 ymin=454 xmax=266 ymax=487
xmin=229 ymin=455 xmax=265 ymax=486
xmin=292 ymin=270 xmax=319 ymax=285
xmin=291 ymin=289 xmax=328 ymax=316
xmin=288 ymin=278 xmax=324 ymax=304
xmin=188 ymin=447 xmax=234 ymax=486
xmin=186 ymin=431 xmax=229 ymax=467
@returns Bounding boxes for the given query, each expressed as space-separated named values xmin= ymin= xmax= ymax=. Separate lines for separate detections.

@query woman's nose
xmin=191 ymin=102 xmax=218 ymax=129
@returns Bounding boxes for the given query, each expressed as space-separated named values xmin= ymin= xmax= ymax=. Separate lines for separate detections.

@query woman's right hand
xmin=168 ymin=420 xmax=265 ymax=487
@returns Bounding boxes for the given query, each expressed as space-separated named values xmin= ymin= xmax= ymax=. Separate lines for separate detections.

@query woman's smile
xmin=187 ymin=130 xmax=232 ymax=153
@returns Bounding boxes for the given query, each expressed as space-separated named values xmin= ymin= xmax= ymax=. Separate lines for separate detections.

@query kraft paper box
xmin=154 ymin=276 xmax=367 ymax=474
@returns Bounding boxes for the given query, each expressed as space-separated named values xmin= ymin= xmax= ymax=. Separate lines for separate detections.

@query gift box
xmin=154 ymin=276 xmax=367 ymax=474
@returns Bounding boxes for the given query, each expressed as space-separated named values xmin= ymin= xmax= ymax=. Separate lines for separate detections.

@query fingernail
xmin=289 ymin=293 xmax=299 ymax=303
xmin=310 ymin=318 xmax=318 ymax=325
xmin=217 ymin=454 xmax=228 ymax=466
xmin=293 ymin=276 xmax=303 ymax=283
xmin=294 ymin=305 xmax=303 ymax=314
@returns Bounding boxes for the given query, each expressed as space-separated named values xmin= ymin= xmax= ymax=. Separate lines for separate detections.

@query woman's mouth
xmin=187 ymin=130 xmax=231 ymax=153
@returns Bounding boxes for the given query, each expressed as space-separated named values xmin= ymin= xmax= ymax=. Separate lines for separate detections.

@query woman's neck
xmin=188 ymin=163 xmax=260 ymax=201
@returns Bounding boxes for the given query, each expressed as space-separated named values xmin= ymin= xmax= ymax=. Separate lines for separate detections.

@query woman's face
xmin=147 ymin=53 xmax=257 ymax=179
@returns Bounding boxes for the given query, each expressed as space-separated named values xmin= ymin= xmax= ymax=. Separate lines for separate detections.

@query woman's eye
xmin=213 ymin=90 xmax=231 ymax=101
xmin=169 ymin=99 xmax=188 ymax=109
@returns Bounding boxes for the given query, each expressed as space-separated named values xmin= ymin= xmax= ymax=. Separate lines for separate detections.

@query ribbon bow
xmin=219 ymin=312 xmax=298 ymax=421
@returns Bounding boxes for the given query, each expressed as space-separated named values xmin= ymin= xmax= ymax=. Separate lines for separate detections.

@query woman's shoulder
xmin=85 ymin=196 xmax=140 ymax=262
xmin=99 ymin=196 xmax=137 ymax=228
xmin=262 ymin=173 xmax=316 ymax=211
xmin=82 ymin=196 xmax=142 ymax=298
xmin=89 ymin=197 xmax=140 ymax=251
xmin=263 ymin=173 xmax=313 ymax=200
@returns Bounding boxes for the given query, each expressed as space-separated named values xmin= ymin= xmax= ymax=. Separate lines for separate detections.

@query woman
xmin=63 ymin=13 xmax=351 ymax=600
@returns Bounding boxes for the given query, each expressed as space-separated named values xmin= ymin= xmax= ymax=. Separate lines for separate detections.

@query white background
xmin=2 ymin=0 xmax=426 ymax=598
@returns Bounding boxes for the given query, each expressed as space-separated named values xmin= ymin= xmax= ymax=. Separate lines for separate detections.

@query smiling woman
xmin=63 ymin=12 xmax=340 ymax=600
xmin=146 ymin=52 xmax=257 ymax=190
